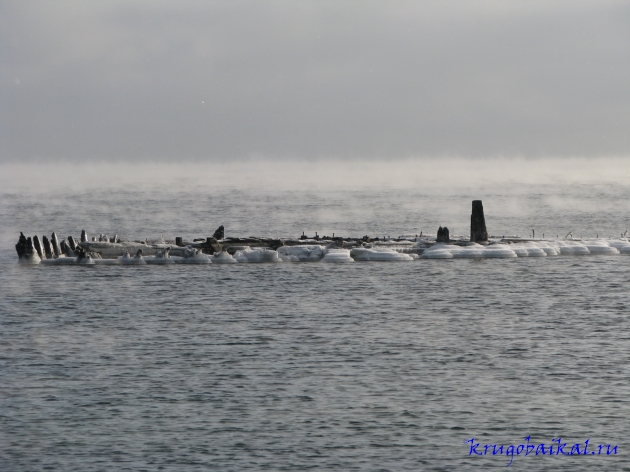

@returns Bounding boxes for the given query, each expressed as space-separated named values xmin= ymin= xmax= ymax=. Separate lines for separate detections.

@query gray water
xmin=1 ymin=162 xmax=630 ymax=470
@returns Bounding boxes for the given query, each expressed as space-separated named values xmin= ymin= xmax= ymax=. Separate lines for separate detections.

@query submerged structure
xmin=14 ymin=200 xmax=630 ymax=264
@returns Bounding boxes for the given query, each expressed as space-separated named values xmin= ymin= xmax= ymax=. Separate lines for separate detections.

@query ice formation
xmin=212 ymin=251 xmax=238 ymax=264
xmin=509 ymin=243 xmax=548 ymax=257
xmin=19 ymin=253 xmax=42 ymax=264
xmin=17 ymin=228 xmax=630 ymax=268
xmin=418 ymin=238 xmax=628 ymax=260
xmin=118 ymin=250 xmax=146 ymax=265
xmin=350 ymin=248 xmax=414 ymax=261
xmin=40 ymin=255 xmax=95 ymax=265
xmin=321 ymin=248 xmax=354 ymax=263
xmin=93 ymin=259 xmax=121 ymax=266
xmin=582 ymin=241 xmax=620 ymax=255
xmin=233 ymin=247 xmax=282 ymax=263
xmin=607 ymin=239 xmax=630 ymax=254
xmin=422 ymin=243 xmax=488 ymax=259
xmin=41 ymin=256 xmax=78 ymax=265
xmin=145 ymin=247 xmax=175 ymax=265
xmin=482 ymin=246 xmax=519 ymax=258
xmin=178 ymin=247 xmax=212 ymax=264
xmin=277 ymin=245 xmax=324 ymax=262
xmin=423 ymin=243 xmax=518 ymax=259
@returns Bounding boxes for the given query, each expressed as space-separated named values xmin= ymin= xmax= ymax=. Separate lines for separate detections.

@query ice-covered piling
xmin=51 ymin=232 xmax=61 ymax=257
xmin=42 ymin=235 xmax=53 ymax=258
xmin=75 ymin=245 xmax=96 ymax=264
xmin=15 ymin=233 xmax=28 ymax=258
xmin=68 ymin=236 xmax=78 ymax=251
xmin=33 ymin=235 xmax=44 ymax=259
xmin=470 ymin=200 xmax=488 ymax=243
xmin=60 ymin=240 xmax=72 ymax=257
xmin=15 ymin=233 xmax=40 ymax=262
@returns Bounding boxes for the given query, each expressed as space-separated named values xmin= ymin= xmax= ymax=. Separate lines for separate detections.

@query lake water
xmin=1 ymin=160 xmax=630 ymax=470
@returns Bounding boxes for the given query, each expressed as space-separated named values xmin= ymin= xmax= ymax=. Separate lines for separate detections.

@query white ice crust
xmin=18 ymin=253 xmax=42 ymax=264
xmin=350 ymin=248 xmax=414 ymax=261
xmin=145 ymin=252 xmax=175 ymax=264
xmin=212 ymin=251 xmax=238 ymax=264
xmin=119 ymin=251 xmax=146 ymax=265
xmin=178 ymin=247 xmax=211 ymax=264
xmin=422 ymin=239 xmax=626 ymax=259
xmin=277 ymin=245 xmax=324 ymax=262
xmin=41 ymin=256 xmax=77 ymax=265
xmin=25 ymin=238 xmax=630 ymax=266
xmin=40 ymin=255 xmax=95 ymax=265
xmin=233 ymin=247 xmax=282 ymax=263
xmin=321 ymin=248 xmax=354 ymax=263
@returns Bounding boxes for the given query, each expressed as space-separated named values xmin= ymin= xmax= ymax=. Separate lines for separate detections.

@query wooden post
xmin=470 ymin=200 xmax=488 ymax=242
xmin=42 ymin=235 xmax=53 ymax=258
xmin=213 ymin=225 xmax=224 ymax=240
xmin=33 ymin=235 xmax=44 ymax=259
xmin=51 ymin=232 xmax=61 ymax=257
xmin=176 ymin=237 xmax=183 ymax=246
xmin=436 ymin=226 xmax=450 ymax=242
xmin=15 ymin=232 xmax=27 ymax=258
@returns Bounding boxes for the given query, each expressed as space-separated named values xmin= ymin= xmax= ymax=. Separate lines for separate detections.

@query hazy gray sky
xmin=1 ymin=0 xmax=629 ymax=161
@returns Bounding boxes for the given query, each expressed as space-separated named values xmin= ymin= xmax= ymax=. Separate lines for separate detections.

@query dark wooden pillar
xmin=470 ymin=200 xmax=488 ymax=242
xmin=42 ymin=235 xmax=53 ymax=258
xmin=51 ymin=232 xmax=61 ymax=257
xmin=33 ymin=235 xmax=44 ymax=259
xmin=436 ymin=226 xmax=450 ymax=242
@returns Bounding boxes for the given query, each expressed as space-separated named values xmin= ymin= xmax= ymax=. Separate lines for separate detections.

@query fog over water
xmin=2 ymin=158 xmax=630 ymax=253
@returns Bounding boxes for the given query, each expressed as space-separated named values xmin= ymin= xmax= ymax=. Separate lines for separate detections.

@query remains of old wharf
xmin=15 ymin=200 xmax=492 ymax=263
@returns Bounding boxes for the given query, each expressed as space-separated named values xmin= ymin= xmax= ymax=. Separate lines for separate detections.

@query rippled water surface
xmin=2 ymin=162 xmax=630 ymax=471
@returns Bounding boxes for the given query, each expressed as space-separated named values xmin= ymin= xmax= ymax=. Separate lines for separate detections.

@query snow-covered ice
xmin=350 ymin=247 xmax=414 ymax=261
xmin=277 ymin=245 xmax=324 ymax=262
xmin=322 ymin=249 xmax=354 ymax=263
xmin=212 ymin=251 xmax=238 ymax=264
xmin=233 ymin=247 xmax=282 ymax=263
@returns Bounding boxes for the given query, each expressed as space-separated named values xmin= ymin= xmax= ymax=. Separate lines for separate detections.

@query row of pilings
xmin=15 ymin=200 xmax=490 ymax=261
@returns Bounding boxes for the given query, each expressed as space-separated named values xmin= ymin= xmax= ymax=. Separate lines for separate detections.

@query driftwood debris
xmin=470 ymin=200 xmax=488 ymax=243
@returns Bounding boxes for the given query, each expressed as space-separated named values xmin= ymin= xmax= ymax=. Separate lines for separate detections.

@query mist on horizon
xmin=2 ymin=157 xmax=630 ymax=194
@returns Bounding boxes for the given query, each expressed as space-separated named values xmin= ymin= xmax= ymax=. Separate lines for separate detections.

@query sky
xmin=1 ymin=0 xmax=629 ymax=162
